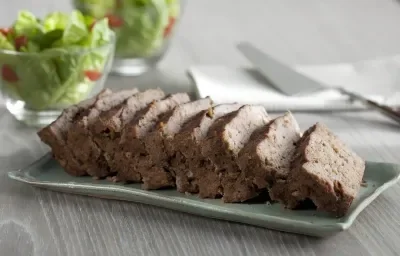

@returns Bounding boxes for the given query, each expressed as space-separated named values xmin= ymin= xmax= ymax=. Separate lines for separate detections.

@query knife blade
xmin=237 ymin=42 xmax=400 ymax=125
xmin=237 ymin=42 xmax=327 ymax=96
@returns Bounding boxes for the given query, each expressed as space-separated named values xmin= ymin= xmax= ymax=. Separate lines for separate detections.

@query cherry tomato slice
xmin=15 ymin=35 xmax=28 ymax=51
xmin=1 ymin=65 xmax=18 ymax=83
xmin=0 ymin=28 xmax=11 ymax=37
xmin=163 ymin=17 xmax=176 ymax=38
xmin=84 ymin=70 xmax=102 ymax=81
xmin=105 ymin=14 xmax=123 ymax=28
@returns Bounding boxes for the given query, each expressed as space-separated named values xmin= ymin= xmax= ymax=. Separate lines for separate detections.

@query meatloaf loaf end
xmin=90 ymin=88 xmax=165 ymax=176
xmin=65 ymin=88 xmax=139 ymax=178
xmin=199 ymin=105 xmax=271 ymax=201
xmin=237 ymin=112 xmax=301 ymax=199
xmin=37 ymin=89 xmax=112 ymax=176
xmin=114 ymin=93 xmax=191 ymax=182
xmin=170 ymin=103 xmax=243 ymax=193
xmin=141 ymin=97 xmax=213 ymax=190
xmin=273 ymin=122 xmax=365 ymax=217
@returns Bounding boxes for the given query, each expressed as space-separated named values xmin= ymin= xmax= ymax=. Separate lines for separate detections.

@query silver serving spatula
xmin=237 ymin=42 xmax=400 ymax=125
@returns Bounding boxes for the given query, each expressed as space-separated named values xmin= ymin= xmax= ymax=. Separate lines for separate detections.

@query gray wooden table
xmin=1 ymin=0 xmax=400 ymax=255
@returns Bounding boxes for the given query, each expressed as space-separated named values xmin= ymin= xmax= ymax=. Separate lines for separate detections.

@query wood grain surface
xmin=1 ymin=0 xmax=400 ymax=255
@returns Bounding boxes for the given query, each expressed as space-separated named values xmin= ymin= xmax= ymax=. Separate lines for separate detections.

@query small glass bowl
xmin=73 ymin=0 xmax=181 ymax=76
xmin=0 ymin=33 xmax=115 ymax=127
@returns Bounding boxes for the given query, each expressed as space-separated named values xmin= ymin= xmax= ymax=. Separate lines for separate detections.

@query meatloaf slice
xmin=141 ymin=97 xmax=213 ymax=190
xmin=170 ymin=103 xmax=243 ymax=193
xmin=66 ymin=88 xmax=139 ymax=178
xmin=200 ymin=105 xmax=271 ymax=201
xmin=114 ymin=93 xmax=191 ymax=182
xmin=37 ymin=89 xmax=112 ymax=176
xmin=273 ymin=122 xmax=365 ymax=217
xmin=90 ymin=89 xmax=165 ymax=175
xmin=237 ymin=112 xmax=301 ymax=200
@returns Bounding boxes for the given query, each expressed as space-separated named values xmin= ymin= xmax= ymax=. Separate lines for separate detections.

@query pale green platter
xmin=8 ymin=153 xmax=400 ymax=237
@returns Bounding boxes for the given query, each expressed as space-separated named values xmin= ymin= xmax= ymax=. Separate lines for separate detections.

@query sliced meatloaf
xmin=65 ymin=88 xmax=139 ymax=178
xmin=273 ymin=122 xmax=365 ymax=217
xmin=37 ymin=89 xmax=112 ymax=176
xmin=237 ymin=112 xmax=301 ymax=200
xmin=114 ymin=93 xmax=191 ymax=182
xmin=200 ymin=105 xmax=271 ymax=201
xmin=141 ymin=97 xmax=213 ymax=190
xmin=90 ymin=89 xmax=165 ymax=176
xmin=170 ymin=103 xmax=242 ymax=193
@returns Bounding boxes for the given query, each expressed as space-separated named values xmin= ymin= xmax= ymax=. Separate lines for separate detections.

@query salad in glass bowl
xmin=0 ymin=10 xmax=115 ymax=127
xmin=73 ymin=0 xmax=181 ymax=75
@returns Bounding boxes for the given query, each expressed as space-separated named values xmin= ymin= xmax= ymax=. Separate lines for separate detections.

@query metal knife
xmin=336 ymin=87 xmax=400 ymax=124
xmin=237 ymin=42 xmax=400 ymax=125
xmin=237 ymin=42 xmax=327 ymax=96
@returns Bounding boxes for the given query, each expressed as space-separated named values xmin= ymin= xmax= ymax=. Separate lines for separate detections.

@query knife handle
xmin=338 ymin=87 xmax=400 ymax=125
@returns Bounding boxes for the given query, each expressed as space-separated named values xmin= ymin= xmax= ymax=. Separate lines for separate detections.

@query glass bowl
xmin=73 ymin=0 xmax=181 ymax=76
xmin=0 ymin=33 xmax=115 ymax=127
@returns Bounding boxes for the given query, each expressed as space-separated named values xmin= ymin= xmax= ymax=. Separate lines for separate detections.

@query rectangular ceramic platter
xmin=8 ymin=153 xmax=400 ymax=237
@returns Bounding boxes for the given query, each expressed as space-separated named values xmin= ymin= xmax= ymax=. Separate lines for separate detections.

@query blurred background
xmin=2 ymin=0 xmax=400 ymax=93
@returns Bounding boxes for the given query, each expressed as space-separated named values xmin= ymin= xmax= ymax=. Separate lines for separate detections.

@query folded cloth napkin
xmin=189 ymin=55 xmax=400 ymax=111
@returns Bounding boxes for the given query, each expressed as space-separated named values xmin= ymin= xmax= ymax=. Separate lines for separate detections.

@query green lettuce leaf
xmin=14 ymin=54 xmax=62 ymax=110
xmin=73 ymin=0 xmax=117 ymax=18
xmin=15 ymin=48 xmax=92 ymax=109
xmin=1 ymin=80 xmax=21 ymax=100
xmin=115 ymin=0 xmax=169 ymax=57
xmin=0 ymin=10 xmax=114 ymax=109
xmin=43 ymin=12 xmax=68 ymax=32
xmin=89 ymin=18 xmax=111 ymax=47
xmin=83 ymin=51 xmax=107 ymax=71
xmin=79 ymin=18 xmax=113 ymax=71
xmin=35 ymin=29 xmax=63 ymax=50
xmin=0 ymin=52 xmax=20 ymax=100
xmin=13 ymin=10 xmax=42 ymax=37
xmin=0 ymin=32 xmax=15 ymax=51
xmin=19 ymin=40 xmax=40 ymax=52
xmin=62 ymin=10 xmax=89 ymax=45
xmin=49 ymin=48 xmax=90 ymax=105
xmin=166 ymin=0 xmax=180 ymax=18
xmin=84 ymin=15 xmax=96 ymax=28
xmin=42 ymin=47 xmax=96 ymax=105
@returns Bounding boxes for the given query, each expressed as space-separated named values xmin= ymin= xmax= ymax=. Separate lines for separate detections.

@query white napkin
xmin=189 ymin=55 xmax=400 ymax=111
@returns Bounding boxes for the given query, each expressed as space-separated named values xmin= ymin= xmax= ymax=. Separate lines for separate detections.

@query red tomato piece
xmin=105 ymin=14 xmax=123 ymax=28
xmin=1 ymin=65 xmax=18 ymax=83
xmin=0 ymin=28 xmax=11 ymax=37
xmin=84 ymin=70 xmax=102 ymax=81
xmin=14 ymin=35 xmax=28 ymax=51
xmin=163 ymin=16 xmax=176 ymax=38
